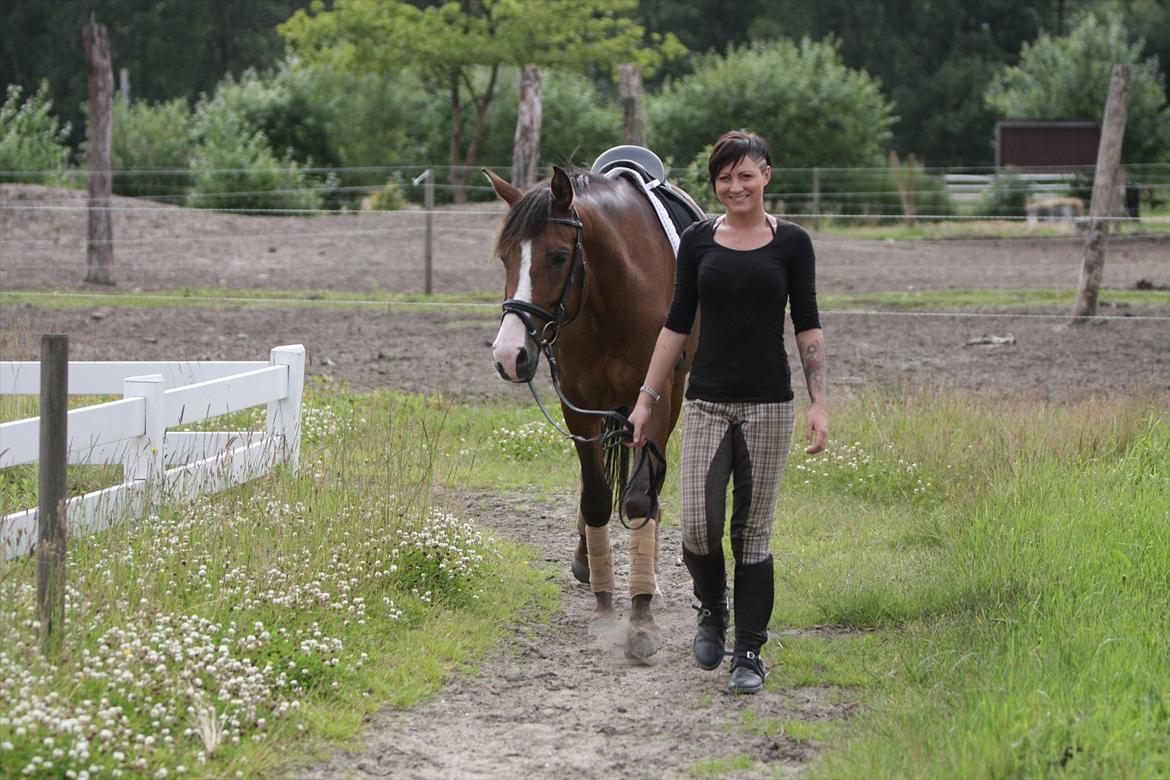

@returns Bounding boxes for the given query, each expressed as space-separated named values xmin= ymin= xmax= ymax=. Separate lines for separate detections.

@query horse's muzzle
xmin=495 ymin=343 xmax=538 ymax=383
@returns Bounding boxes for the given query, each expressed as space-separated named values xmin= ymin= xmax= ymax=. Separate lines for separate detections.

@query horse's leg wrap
xmin=584 ymin=524 xmax=614 ymax=594
xmin=628 ymin=517 xmax=658 ymax=599
xmin=572 ymin=513 xmax=590 ymax=584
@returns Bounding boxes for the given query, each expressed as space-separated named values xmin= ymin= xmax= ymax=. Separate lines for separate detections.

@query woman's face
xmin=714 ymin=156 xmax=771 ymax=216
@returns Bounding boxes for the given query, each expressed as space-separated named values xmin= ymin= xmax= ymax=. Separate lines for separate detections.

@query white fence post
xmin=268 ymin=345 xmax=305 ymax=473
xmin=122 ymin=374 xmax=165 ymax=487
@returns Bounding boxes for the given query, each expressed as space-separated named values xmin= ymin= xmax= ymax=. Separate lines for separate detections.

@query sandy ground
xmin=2 ymin=185 xmax=1169 ymax=778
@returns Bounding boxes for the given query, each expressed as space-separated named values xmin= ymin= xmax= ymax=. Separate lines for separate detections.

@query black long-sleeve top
xmin=664 ymin=217 xmax=821 ymax=403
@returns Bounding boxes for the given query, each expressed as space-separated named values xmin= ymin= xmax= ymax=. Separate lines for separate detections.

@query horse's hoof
xmin=624 ymin=621 xmax=661 ymax=661
xmin=571 ymin=557 xmax=590 ymax=584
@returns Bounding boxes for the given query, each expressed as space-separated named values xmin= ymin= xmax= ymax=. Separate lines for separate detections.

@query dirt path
xmin=295 ymin=490 xmax=852 ymax=780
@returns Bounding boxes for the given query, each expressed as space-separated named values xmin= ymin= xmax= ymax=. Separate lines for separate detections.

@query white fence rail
xmin=0 ymin=344 xmax=305 ymax=560
xmin=944 ymin=172 xmax=1080 ymax=203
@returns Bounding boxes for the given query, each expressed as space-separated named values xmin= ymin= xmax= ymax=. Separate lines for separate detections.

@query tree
xmin=279 ymin=0 xmax=683 ymax=202
xmin=985 ymin=12 xmax=1170 ymax=163
xmin=649 ymin=38 xmax=895 ymax=172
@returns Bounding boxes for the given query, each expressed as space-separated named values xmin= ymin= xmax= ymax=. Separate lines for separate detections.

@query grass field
xmin=2 ymin=382 xmax=1167 ymax=777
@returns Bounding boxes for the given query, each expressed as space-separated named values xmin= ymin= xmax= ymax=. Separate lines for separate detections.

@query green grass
xmin=0 ymin=389 xmax=562 ymax=778
xmin=812 ymin=217 xmax=1170 ymax=241
xmin=768 ymin=392 xmax=1169 ymax=779
xmin=4 ymin=287 xmax=1165 ymax=319
xmin=3 ymin=376 xmax=1167 ymax=777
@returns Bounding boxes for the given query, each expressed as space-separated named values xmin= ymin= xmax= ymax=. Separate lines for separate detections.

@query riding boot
xmin=728 ymin=555 xmax=774 ymax=694
xmin=682 ymin=547 xmax=729 ymax=670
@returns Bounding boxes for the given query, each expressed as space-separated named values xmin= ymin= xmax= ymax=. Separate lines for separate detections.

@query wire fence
xmin=3 ymin=161 xmax=1169 ymax=218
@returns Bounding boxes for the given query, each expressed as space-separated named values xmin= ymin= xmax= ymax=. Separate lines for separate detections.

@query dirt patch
xmin=295 ymin=490 xmax=850 ymax=780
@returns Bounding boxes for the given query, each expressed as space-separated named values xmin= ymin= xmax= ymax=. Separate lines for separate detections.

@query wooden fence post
xmin=1074 ymin=64 xmax=1130 ymax=319
xmin=411 ymin=169 xmax=435 ymax=295
xmin=83 ymin=20 xmax=115 ymax=285
xmin=268 ymin=345 xmax=305 ymax=474
xmin=37 ymin=335 xmax=68 ymax=658
xmin=511 ymin=65 xmax=542 ymax=190
xmin=619 ymin=64 xmax=647 ymax=147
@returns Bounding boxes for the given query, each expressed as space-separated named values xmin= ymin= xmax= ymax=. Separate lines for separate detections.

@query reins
xmin=499 ymin=207 xmax=665 ymax=529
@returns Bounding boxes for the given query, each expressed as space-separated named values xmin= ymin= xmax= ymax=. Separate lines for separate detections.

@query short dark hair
xmin=707 ymin=130 xmax=772 ymax=190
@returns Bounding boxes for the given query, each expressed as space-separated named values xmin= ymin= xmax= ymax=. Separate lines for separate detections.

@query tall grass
xmin=772 ymin=391 xmax=1169 ymax=778
xmin=0 ymin=390 xmax=560 ymax=778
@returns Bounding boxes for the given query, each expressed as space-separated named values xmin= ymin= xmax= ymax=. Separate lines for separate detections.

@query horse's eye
xmin=550 ymin=251 xmax=569 ymax=266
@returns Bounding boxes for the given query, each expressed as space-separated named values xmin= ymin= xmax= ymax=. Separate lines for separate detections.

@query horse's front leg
xmin=568 ymin=423 xmax=616 ymax=625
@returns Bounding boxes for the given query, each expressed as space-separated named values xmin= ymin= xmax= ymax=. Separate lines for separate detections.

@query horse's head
xmin=485 ymin=166 xmax=584 ymax=383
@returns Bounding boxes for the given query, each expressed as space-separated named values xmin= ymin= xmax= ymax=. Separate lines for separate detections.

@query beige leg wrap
xmin=628 ymin=517 xmax=658 ymax=598
xmin=584 ymin=524 xmax=615 ymax=594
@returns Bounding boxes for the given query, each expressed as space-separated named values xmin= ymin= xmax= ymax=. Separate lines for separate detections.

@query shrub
xmin=649 ymin=39 xmax=896 ymax=175
xmin=979 ymin=168 xmax=1032 ymax=218
xmin=111 ymin=97 xmax=193 ymax=200
xmin=365 ymin=175 xmax=411 ymax=210
xmin=187 ymin=91 xmax=335 ymax=212
xmin=0 ymin=81 xmax=72 ymax=184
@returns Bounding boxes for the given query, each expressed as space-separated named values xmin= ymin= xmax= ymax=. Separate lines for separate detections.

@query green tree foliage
xmin=649 ymin=39 xmax=895 ymax=172
xmin=111 ymin=97 xmax=192 ymax=199
xmin=0 ymin=81 xmax=72 ymax=184
xmin=0 ymin=0 xmax=311 ymax=147
xmin=186 ymin=83 xmax=334 ymax=212
xmin=279 ymin=0 xmax=682 ymax=201
xmin=985 ymin=13 xmax=1170 ymax=163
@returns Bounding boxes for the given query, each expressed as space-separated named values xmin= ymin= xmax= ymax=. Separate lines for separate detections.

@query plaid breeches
xmin=679 ymin=399 xmax=795 ymax=565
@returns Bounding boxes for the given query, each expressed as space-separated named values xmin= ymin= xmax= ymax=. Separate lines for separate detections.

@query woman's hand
xmin=805 ymin=403 xmax=828 ymax=454
xmin=627 ymin=397 xmax=654 ymax=448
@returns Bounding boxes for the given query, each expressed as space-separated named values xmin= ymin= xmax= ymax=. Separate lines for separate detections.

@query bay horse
xmin=485 ymin=164 xmax=699 ymax=660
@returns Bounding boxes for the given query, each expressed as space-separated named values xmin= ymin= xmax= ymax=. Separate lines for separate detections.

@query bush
xmin=364 ymin=175 xmax=410 ymax=211
xmin=978 ymin=168 xmax=1032 ymax=218
xmin=111 ymin=97 xmax=193 ymax=200
xmin=649 ymin=39 xmax=896 ymax=175
xmin=0 ymin=81 xmax=72 ymax=184
xmin=187 ymin=100 xmax=333 ymax=212
xmin=985 ymin=13 xmax=1170 ymax=164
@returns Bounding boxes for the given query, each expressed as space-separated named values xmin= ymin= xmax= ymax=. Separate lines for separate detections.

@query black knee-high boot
xmin=728 ymin=555 xmax=774 ymax=694
xmin=682 ymin=547 xmax=729 ymax=670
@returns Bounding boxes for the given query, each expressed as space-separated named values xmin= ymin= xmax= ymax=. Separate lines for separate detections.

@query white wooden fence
xmin=0 ymin=344 xmax=305 ymax=560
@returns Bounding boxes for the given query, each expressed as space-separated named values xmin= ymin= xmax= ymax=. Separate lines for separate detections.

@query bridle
xmin=500 ymin=207 xmax=628 ymax=447
xmin=498 ymin=207 xmax=665 ymax=527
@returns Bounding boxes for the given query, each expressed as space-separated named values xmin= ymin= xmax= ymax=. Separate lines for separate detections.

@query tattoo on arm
xmin=801 ymin=338 xmax=826 ymax=404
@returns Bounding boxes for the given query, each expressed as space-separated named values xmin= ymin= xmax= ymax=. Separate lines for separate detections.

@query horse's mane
xmin=496 ymin=168 xmax=613 ymax=255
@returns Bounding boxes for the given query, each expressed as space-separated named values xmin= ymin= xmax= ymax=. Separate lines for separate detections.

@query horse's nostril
xmin=516 ymin=346 xmax=529 ymax=372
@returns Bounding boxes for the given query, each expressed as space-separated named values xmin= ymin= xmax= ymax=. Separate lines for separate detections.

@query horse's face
xmin=486 ymin=167 xmax=580 ymax=384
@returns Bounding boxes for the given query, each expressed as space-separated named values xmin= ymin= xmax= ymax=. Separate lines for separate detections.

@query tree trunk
xmin=619 ymin=64 xmax=647 ymax=147
xmin=84 ymin=21 xmax=115 ymax=285
xmin=511 ymin=65 xmax=543 ymax=190
xmin=449 ymin=76 xmax=466 ymax=205
xmin=1074 ymin=64 xmax=1130 ymax=319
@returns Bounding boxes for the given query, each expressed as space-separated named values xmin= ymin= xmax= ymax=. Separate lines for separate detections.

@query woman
xmin=629 ymin=129 xmax=828 ymax=694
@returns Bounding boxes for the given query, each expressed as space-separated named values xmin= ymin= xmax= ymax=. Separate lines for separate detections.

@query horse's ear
xmin=550 ymin=166 xmax=574 ymax=211
xmin=483 ymin=168 xmax=523 ymax=206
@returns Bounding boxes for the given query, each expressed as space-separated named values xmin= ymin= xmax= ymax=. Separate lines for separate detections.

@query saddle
xmin=591 ymin=145 xmax=705 ymax=249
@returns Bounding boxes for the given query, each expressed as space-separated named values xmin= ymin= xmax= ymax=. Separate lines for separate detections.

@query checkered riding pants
xmin=679 ymin=399 xmax=795 ymax=566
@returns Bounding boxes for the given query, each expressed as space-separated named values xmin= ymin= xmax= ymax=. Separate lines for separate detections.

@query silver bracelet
xmin=639 ymin=384 xmax=661 ymax=403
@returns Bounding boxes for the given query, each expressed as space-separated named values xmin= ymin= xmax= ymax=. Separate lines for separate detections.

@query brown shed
xmin=995 ymin=120 xmax=1099 ymax=170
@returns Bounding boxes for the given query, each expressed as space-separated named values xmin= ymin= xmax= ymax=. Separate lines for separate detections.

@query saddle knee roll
xmin=628 ymin=517 xmax=658 ymax=598
xmin=584 ymin=524 xmax=615 ymax=594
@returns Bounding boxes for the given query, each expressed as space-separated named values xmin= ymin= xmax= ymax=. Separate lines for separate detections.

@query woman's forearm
xmin=795 ymin=328 xmax=827 ymax=406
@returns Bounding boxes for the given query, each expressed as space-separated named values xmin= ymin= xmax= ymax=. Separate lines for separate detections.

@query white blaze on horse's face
xmin=492 ymin=239 xmax=534 ymax=381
